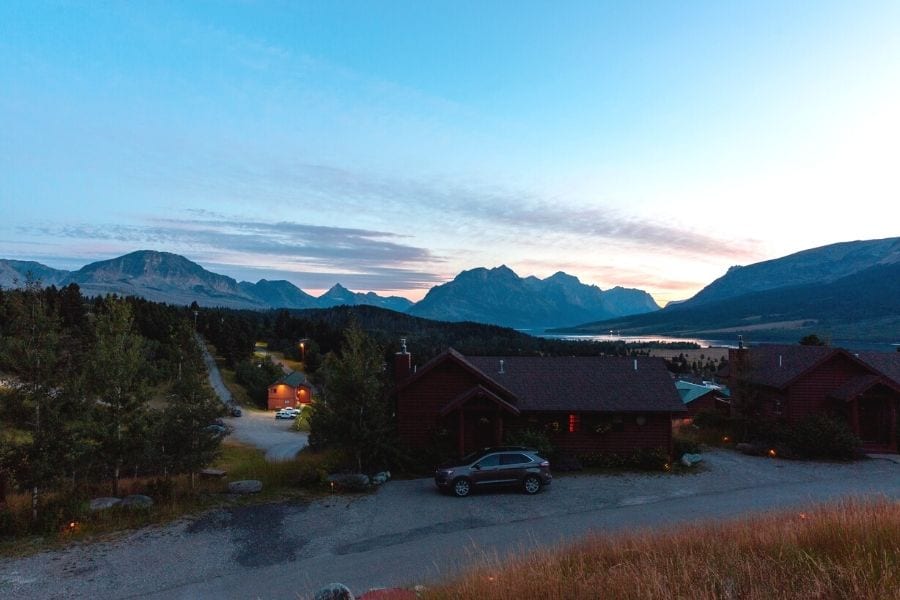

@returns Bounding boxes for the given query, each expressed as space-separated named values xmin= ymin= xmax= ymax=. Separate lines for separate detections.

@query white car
xmin=275 ymin=407 xmax=301 ymax=419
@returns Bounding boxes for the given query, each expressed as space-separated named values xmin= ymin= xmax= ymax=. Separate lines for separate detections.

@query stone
xmin=371 ymin=472 xmax=390 ymax=486
xmin=227 ymin=480 xmax=263 ymax=494
xmin=200 ymin=468 xmax=227 ymax=478
xmin=327 ymin=473 xmax=370 ymax=491
xmin=314 ymin=583 xmax=354 ymax=600
xmin=89 ymin=497 xmax=122 ymax=511
xmin=736 ymin=442 xmax=760 ymax=456
xmin=680 ymin=453 xmax=703 ymax=467
xmin=120 ymin=494 xmax=154 ymax=509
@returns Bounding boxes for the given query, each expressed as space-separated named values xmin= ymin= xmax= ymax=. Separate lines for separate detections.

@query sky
xmin=2 ymin=1 xmax=899 ymax=305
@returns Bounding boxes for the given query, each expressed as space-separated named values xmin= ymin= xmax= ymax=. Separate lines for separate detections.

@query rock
xmin=314 ymin=583 xmax=354 ymax=600
xmin=200 ymin=468 xmax=227 ymax=478
xmin=89 ymin=497 xmax=122 ymax=511
xmin=327 ymin=473 xmax=370 ymax=491
xmin=680 ymin=453 xmax=703 ymax=467
xmin=736 ymin=442 xmax=760 ymax=456
xmin=227 ymin=480 xmax=263 ymax=494
xmin=371 ymin=472 xmax=390 ymax=486
xmin=120 ymin=494 xmax=154 ymax=509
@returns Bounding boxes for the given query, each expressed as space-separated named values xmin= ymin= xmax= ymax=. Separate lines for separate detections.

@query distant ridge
xmin=552 ymin=237 xmax=900 ymax=343
xmin=0 ymin=251 xmax=659 ymax=327
xmin=0 ymin=250 xmax=411 ymax=311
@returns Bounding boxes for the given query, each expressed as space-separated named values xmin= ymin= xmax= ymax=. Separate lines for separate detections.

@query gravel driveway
xmin=2 ymin=450 xmax=898 ymax=599
xmin=198 ymin=337 xmax=308 ymax=462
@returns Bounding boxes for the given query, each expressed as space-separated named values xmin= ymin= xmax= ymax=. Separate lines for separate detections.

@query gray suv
xmin=434 ymin=446 xmax=552 ymax=497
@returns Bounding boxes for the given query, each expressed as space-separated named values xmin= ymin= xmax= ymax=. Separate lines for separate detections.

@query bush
xmin=790 ymin=415 xmax=861 ymax=460
xmin=672 ymin=434 xmax=701 ymax=457
xmin=578 ymin=448 xmax=669 ymax=471
xmin=504 ymin=429 xmax=555 ymax=459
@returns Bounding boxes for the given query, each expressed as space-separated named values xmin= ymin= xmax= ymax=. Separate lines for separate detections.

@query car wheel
xmin=523 ymin=475 xmax=542 ymax=495
xmin=452 ymin=478 xmax=472 ymax=498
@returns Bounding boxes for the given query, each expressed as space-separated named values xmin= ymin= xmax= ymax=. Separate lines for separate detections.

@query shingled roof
xmin=277 ymin=371 xmax=307 ymax=387
xmin=464 ymin=355 xmax=684 ymax=413
xmin=734 ymin=345 xmax=900 ymax=390
xmin=732 ymin=344 xmax=839 ymax=389
xmin=858 ymin=351 xmax=900 ymax=386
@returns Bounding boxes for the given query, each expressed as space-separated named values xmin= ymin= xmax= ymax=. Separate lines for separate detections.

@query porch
xmin=439 ymin=385 xmax=520 ymax=457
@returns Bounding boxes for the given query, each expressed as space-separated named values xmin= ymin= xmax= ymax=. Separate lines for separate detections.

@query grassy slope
xmin=425 ymin=499 xmax=900 ymax=600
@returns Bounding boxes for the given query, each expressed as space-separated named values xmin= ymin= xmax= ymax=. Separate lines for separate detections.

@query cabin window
xmin=568 ymin=413 xmax=581 ymax=433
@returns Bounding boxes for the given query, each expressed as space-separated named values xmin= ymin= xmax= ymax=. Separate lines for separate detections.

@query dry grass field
xmin=425 ymin=499 xmax=900 ymax=600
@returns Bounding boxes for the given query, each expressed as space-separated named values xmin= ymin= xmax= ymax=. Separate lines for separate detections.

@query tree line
xmin=0 ymin=282 xmax=223 ymax=528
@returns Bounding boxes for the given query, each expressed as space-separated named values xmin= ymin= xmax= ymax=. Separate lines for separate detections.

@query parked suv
xmin=434 ymin=446 xmax=552 ymax=497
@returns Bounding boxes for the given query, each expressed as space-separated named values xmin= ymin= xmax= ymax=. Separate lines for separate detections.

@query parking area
xmin=2 ymin=449 xmax=899 ymax=599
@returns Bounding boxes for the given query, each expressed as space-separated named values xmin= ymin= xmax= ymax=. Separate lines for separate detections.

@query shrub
xmin=790 ymin=415 xmax=860 ymax=460
xmin=672 ymin=434 xmax=701 ymax=457
xmin=578 ymin=448 xmax=669 ymax=471
xmin=504 ymin=429 xmax=555 ymax=459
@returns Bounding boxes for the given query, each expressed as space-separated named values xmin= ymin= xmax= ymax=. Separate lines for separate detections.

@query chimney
xmin=499 ymin=359 xmax=505 ymax=374
xmin=778 ymin=354 xmax=783 ymax=368
xmin=394 ymin=338 xmax=412 ymax=382
xmin=633 ymin=358 xmax=638 ymax=371
xmin=738 ymin=335 xmax=744 ymax=349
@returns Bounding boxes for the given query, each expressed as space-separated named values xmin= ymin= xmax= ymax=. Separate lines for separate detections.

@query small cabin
xmin=267 ymin=371 xmax=312 ymax=411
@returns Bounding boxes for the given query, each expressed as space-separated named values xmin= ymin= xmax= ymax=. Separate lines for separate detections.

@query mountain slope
xmin=408 ymin=265 xmax=659 ymax=328
xmin=239 ymin=279 xmax=320 ymax=309
xmin=62 ymin=250 xmax=265 ymax=309
xmin=554 ymin=262 xmax=900 ymax=342
xmin=0 ymin=260 xmax=70 ymax=288
xmin=678 ymin=237 xmax=900 ymax=308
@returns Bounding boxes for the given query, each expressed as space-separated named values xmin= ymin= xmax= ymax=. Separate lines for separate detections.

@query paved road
xmin=1 ymin=450 xmax=898 ymax=599
xmin=198 ymin=337 xmax=308 ymax=462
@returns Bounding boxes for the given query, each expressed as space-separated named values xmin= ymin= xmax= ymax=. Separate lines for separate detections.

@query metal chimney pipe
xmin=499 ymin=359 xmax=505 ymax=374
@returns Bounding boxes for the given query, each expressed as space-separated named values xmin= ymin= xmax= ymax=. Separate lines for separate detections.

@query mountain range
xmin=0 ymin=251 xmax=414 ymax=312
xmin=407 ymin=266 xmax=659 ymax=328
xmin=4 ymin=237 xmax=898 ymax=341
xmin=0 ymin=250 xmax=653 ymax=324
xmin=552 ymin=237 xmax=900 ymax=343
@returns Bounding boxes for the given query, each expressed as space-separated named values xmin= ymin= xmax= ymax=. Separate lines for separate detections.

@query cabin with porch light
xmin=725 ymin=344 xmax=900 ymax=453
xmin=392 ymin=346 xmax=685 ymax=458
xmin=267 ymin=371 xmax=312 ymax=411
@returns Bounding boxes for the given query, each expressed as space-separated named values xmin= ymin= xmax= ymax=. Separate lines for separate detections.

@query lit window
xmin=568 ymin=413 xmax=580 ymax=433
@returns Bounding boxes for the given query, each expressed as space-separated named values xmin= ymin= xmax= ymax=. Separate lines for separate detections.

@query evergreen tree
xmin=0 ymin=279 xmax=75 ymax=520
xmin=153 ymin=367 xmax=225 ymax=489
xmin=85 ymin=298 xmax=150 ymax=496
xmin=309 ymin=323 xmax=393 ymax=472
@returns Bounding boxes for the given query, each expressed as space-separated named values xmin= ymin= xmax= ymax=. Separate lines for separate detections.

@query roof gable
xmin=734 ymin=345 xmax=869 ymax=389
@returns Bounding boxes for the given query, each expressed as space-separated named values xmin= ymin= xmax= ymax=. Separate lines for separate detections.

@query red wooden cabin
xmin=726 ymin=344 xmax=900 ymax=453
xmin=392 ymin=348 xmax=685 ymax=458
xmin=267 ymin=371 xmax=312 ymax=411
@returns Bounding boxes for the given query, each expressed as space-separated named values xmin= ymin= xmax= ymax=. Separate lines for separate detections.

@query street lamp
xmin=299 ymin=341 xmax=305 ymax=363
xmin=193 ymin=310 xmax=198 ymax=330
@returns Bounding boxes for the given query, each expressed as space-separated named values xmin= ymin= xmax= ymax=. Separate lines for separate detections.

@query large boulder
xmin=680 ymin=453 xmax=703 ymax=467
xmin=121 ymin=494 xmax=154 ymax=509
xmin=227 ymin=480 xmax=263 ymax=494
xmin=89 ymin=497 xmax=122 ymax=512
xmin=314 ymin=583 xmax=354 ymax=600
xmin=370 ymin=471 xmax=391 ymax=486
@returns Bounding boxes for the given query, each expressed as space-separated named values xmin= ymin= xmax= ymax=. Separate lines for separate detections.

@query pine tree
xmin=85 ymin=298 xmax=150 ymax=496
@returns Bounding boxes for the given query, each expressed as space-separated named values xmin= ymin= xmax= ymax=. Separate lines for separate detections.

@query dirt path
xmin=1 ymin=450 xmax=898 ymax=599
